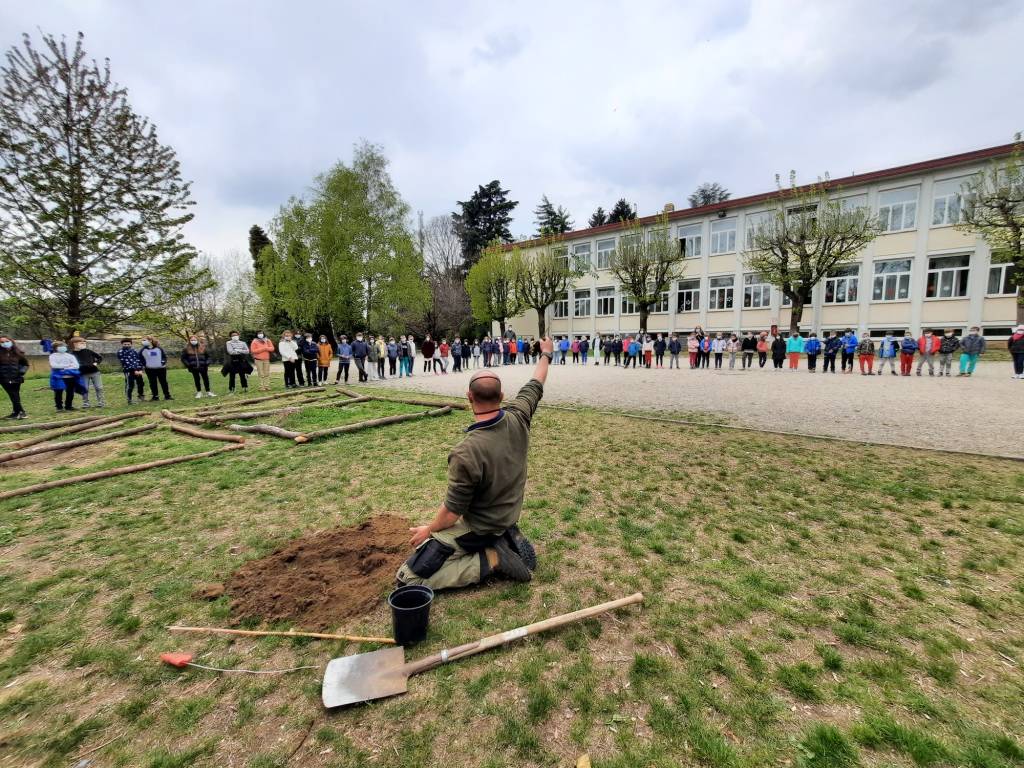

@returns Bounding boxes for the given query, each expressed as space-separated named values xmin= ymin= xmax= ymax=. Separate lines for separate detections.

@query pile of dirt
xmin=225 ymin=514 xmax=410 ymax=629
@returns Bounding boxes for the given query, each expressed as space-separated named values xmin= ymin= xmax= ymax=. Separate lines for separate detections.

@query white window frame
xmin=596 ymin=238 xmax=615 ymax=270
xmin=553 ymin=291 xmax=569 ymax=318
xmin=838 ymin=194 xmax=868 ymax=213
xmin=596 ymin=286 xmax=616 ymax=316
xmin=877 ymin=186 xmax=919 ymax=233
xmin=573 ymin=288 xmax=592 ymax=317
xmin=572 ymin=242 xmax=592 ymax=271
xmin=931 ymin=177 xmax=968 ymax=227
xmin=925 ymin=254 xmax=970 ymax=299
xmin=987 ymin=263 xmax=1018 ymax=296
xmin=676 ymin=279 xmax=700 ymax=313
xmin=744 ymin=211 xmax=773 ymax=250
xmin=553 ymin=245 xmax=569 ymax=271
xmin=823 ymin=264 xmax=860 ymax=305
xmin=650 ymin=285 xmax=669 ymax=314
xmin=710 ymin=218 xmax=737 ymax=255
xmin=872 ymin=258 xmax=913 ymax=302
xmin=677 ymin=224 xmax=702 ymax=259
xmin=742 ymin=273 xmax=772 ymax=308
xmin=708 ymin=274 xmax=735 ymax=310
xmin=620 ymin=292 xmax=639 ymax=315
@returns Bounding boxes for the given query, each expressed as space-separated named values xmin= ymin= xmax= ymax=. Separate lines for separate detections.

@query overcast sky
xmin=3 ymin=1 xmax=1023 ymax=257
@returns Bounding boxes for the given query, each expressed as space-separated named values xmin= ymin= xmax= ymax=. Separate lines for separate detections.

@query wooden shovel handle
xmin=404 ymin=592 xmax=643 ymax=677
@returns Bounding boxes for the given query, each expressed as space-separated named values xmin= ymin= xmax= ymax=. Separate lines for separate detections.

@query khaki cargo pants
xmin=396 ymin=518 xmax=500 ymax=591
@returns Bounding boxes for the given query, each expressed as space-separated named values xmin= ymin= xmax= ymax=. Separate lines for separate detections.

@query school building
xmin=499 ymin=143 xmax=1020 ymax=341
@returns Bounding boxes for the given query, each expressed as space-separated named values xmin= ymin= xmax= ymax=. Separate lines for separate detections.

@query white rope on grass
xmin=184 ymin=662 xmax=319 ymax=674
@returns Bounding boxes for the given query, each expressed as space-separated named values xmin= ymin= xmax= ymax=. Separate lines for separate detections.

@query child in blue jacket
xmin=804 ymin=333 xmax=822 ymax=371
xmin=841 ymin=329 xmax=858 ymax=373
xmin=822 ymin=332 xmax=842 ymax=373
xmin=876 ymin=331 xmax=899 ymax=376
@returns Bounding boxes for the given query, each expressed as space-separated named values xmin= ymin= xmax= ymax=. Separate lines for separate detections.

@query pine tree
xmin=248 ymin=225 xmax=272 ymax=272
xmin=452 ymin=180 xmax=518 ymax=271
xmin=588 ymin=206 xmax=608 ymax=228
xmin=608 ymin=198 xmax=637 ymax=223
xmin=0 ymin=32 xmax=207 ymax=336
xmin=534 ymin=194 xmax=573 ymax=236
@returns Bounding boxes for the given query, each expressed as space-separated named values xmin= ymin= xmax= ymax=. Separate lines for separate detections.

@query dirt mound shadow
xmin=226 ymin=514 xmax=410 ymax=630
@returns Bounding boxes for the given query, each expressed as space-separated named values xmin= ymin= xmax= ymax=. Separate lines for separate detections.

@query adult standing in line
xmin=376 ymin=334 xmax=387 ymax=379
xmin=1008 ymin=324 xmax=1024 ymax=379
xmin=396 ymin=337 xmax=553 ymax=591
xmin=0 ymin=335 xmax=29 ymax=419
xmin=351 ymin=332 xmax=370 ymax=383
xmin=72 ymin=336 xmax=105 ymax=408
xmin=250 ymin=331 xmax=276 ymax=391
xmin=141 ymin=336 xmax=173 ymax=401
xmin=451 ymin=337 xmax=463 ymax=373
xmin=317 ymin=334 xmax=333 ymax=383
xmin=298 ymin=332 xmax=318 ymax=387
xmin=279 ymin=331 xmax=300 ymax=388
xmin=421 ymin=335 xmax=436 ymax=374
xmin=225 ymin=331 xmax=252 ymax=393
xmin=406 ymin=335 xmax=417 ymax=376
xmin=181 ymin=335 xmax=215 ymax=398
xmin=293 ymin=330 xmax=306 ymax=386
xmin=335 ymin=335 xmax=352 ymax=384
xmin=463 ymin=337 xmax=473 ymax=370
xmin=117 ymin=338 xmax=146 ymax=404
xmin=367 ymin=334 xmax=381 ymax=381
xmin=397 ymin=335 xmax=408 ymax=378
xmin=49 ymin=340 xmax=83 ymax=411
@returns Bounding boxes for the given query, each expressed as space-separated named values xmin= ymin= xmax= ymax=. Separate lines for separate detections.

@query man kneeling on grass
xmin=397 ymin=335 xmax=555 ymax=590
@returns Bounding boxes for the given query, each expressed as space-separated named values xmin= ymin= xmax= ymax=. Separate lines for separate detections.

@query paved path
xmin=364 ymin=357 xmax=1024 ymax=459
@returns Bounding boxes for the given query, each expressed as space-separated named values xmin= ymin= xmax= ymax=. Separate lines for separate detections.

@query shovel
xmin=322 ymin=592 xmax=643 ymax=708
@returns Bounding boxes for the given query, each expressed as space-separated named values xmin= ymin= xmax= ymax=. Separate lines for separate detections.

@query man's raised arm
xmin=533 ymin=336 xmax=554 ymax=385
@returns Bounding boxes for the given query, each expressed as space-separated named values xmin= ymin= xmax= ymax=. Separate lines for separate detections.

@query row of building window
xmin=550 ymin=261 xmax=1018 ymax=318
xmin=552 ymin=178 xmax=976 ymax=271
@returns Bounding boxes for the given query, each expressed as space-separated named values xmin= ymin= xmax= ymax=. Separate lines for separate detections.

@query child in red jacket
xmin=916 ymin=329 xmax=941 ymax=376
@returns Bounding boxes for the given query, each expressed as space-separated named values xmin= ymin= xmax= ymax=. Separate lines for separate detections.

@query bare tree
xmin=417 ymin=215 xmax=471 ymax=337
xmin=515 ymin=238 xmax=583 ymax=338
xmin=609 ymin=214 xmax=685 ymax=335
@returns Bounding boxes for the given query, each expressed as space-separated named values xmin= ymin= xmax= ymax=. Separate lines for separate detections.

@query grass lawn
xmin=1 ymin=369 xmax=1022 ymax=767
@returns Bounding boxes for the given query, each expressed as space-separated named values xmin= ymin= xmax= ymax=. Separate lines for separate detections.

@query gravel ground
xmin=363 ymin=356 xmax=1024 ymax=459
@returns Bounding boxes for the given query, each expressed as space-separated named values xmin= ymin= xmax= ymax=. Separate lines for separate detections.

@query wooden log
xmin=166 ymin=625 xmax=394 ymax=644
xmin=187 ymin=387 xmax=327 ymax=413
xmin=0 ymin=422 xmax=158 ymax=465
xmin=335 ymin=396 xmax=372 ymax=407
xmin=0 ymin=443 xmax=245 ymax=501
xmin=167 ymin=422 xmax=246 ymax=444
xmin=336 ymin=387 xmax=362 ymax=399
xmin=208 ymin=404 xmax=303 ymax=421
xmin=295 ymin=406 xmax=452 ymax=443
xmin=2 ymin=413 xmax=144 ymax=450
xmin=227 ymin=423 xmax=304 ymax=440
xmin=0 ymin=414 xmax=104 ymax=434
xmin=160 ymin=409 xmax=212 ymax=426
xmin=368 ymin=395 xmax=469 ymax=411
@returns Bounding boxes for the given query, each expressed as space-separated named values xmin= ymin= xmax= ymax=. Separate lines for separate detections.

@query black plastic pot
xmin=388 ymin=585 xmax=434 ymax=646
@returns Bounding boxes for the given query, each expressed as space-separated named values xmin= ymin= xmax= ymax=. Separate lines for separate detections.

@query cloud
xmin=1 ymin=0 xmax=1022 ymax=256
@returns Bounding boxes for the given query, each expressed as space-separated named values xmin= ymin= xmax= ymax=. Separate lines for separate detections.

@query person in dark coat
xmin=770 ymin=334 xmax=787 ymax=370
xmin=0 ymin=335 xmax=29 ymax=419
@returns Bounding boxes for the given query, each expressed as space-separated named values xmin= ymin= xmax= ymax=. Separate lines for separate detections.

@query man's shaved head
xmin=468 ymin=370 xmax=503 ymax=408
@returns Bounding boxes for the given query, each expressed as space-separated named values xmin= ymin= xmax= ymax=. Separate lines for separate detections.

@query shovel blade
xmin=322 ymin=646 xmax=408 ymax=708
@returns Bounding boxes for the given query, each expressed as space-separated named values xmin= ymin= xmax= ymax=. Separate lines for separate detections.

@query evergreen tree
xmin=607 ymin=198 xmax=637 ymax=223
xmin=588 ymin=206 xmax=608 ymax=228
xmin=533 ymin=194 xmax=573 ymax=236
xmin=688 ymin=182 xmax=731 ymax=208
xmin=248 ymin=225 xmax=272 ymax=272
xmin=452 ymin=180 xmax=518 ymax=271
xmin=0 ymin=31 xmax=206 ymax=337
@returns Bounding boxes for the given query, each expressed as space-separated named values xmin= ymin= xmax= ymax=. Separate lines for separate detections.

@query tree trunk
xmin=789 ymin=297 xmax=804 ymax=335
xmin=536 ymin=307 xmax=547 ymax=339
xmin=639 ymin=307 xmax=649 ymax=336
xmin=499 ymin=318 xmax=507 ymax=337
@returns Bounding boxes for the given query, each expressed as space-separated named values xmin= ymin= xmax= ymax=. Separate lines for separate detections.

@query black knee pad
xmin=405 ymin=539 xmax=455 ymax=578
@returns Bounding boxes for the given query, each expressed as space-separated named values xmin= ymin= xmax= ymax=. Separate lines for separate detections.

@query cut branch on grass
xmin=0 ymin=414 xmax=104 ymax=434
xmin=0 ymin=444 xmax=245 ymax=501
xmin=186 ymin=387 xmax=328 ymax=413
xmin=167 ymin=423 xmax=246 ymax=444
xmin=367 ymin=395 xmax=469 ymax=411
xmin=0 ymin=422 xmax=158 ymax=465
xmin=2 ymin=413 xmax=145 ymax=450
xmin=295 ymin=407 xmax=452 ymax=443
xmin=335 ymin=396 xmax=373 ymax=407
xmin=227 ymin=423 xmax=304 ymax=440
xmin=160 ymin=409 xmax=212 ymax=426
xmin=208 ymin=405 xmax=303 ymax=421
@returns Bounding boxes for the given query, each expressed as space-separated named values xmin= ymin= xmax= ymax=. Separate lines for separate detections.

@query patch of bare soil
xmin=225 ymin=514 xmax=411 ymax=630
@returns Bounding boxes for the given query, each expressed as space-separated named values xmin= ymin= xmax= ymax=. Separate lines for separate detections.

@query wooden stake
xmin=186 ymin=387 xmax=327 ymax=413
xmin=0 ymin=422 xmax=158 ymax=465
xmin=295 ymin=406 xmax=452 ymax=443
xmin=2 ymin=413 xmax=144 ymax=450
xmin=160 ymin=409 xmax=211 ymax=426
xmin=336 ymin=386 xmax=362 ymax=399
xmin=369 ymin=395 xmax=469 ymax=410
xmin=335 ymin=396 xmax=372 ymax=407
xmin=227 ymin=423 xmax=304 ymax=440
xmin=208 ymin=404 xmax=303 ymax=421
xmin=0 ymin=443 xmax=244 ymax=501
xmin=167 ymin=625 xmax=395 ymax=644
xmin=167 ymin=422 xmax=246 ymax=444
xmin=0 ymin=414 xmax=104 ymax=434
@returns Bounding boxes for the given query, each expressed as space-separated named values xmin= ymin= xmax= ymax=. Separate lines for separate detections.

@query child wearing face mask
xmin=140 ymin=336 xmax=172 ymax=401
xmin=0 ymin=335 xmax=29 ymax=419
xmin=224 ymin=331 xmax=251 ymax=393
xmin=317 ymin=335 xmax=333 ymax=383
xmin=117 ymin=338 xmax=146 ymax=404
xmin=250 ymin=331 xmax=275 ymax=391
xmin=937 ymin=328 xmax=960 ymax=377
xmin=958 ymin=326 xmax=986 ymax=377
xmin=71 ymin=336 xmax=105 ymax=408
xmin=299 ymin=334 xmax=319 ymax=387
xmin=899 ymin=331 xmax=917 ymax=376
xmin=278 ymin=332 xmax=299 ymax=388
xmin=351 ymin=333 xmax=369 ymax=382
xmin=181 ymin=335 xmax=214 ymax=398
xmin=876 ymin=331 xmax=899 ymax=376
xmin=49 ymin=341 xmax=83 ymax=411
